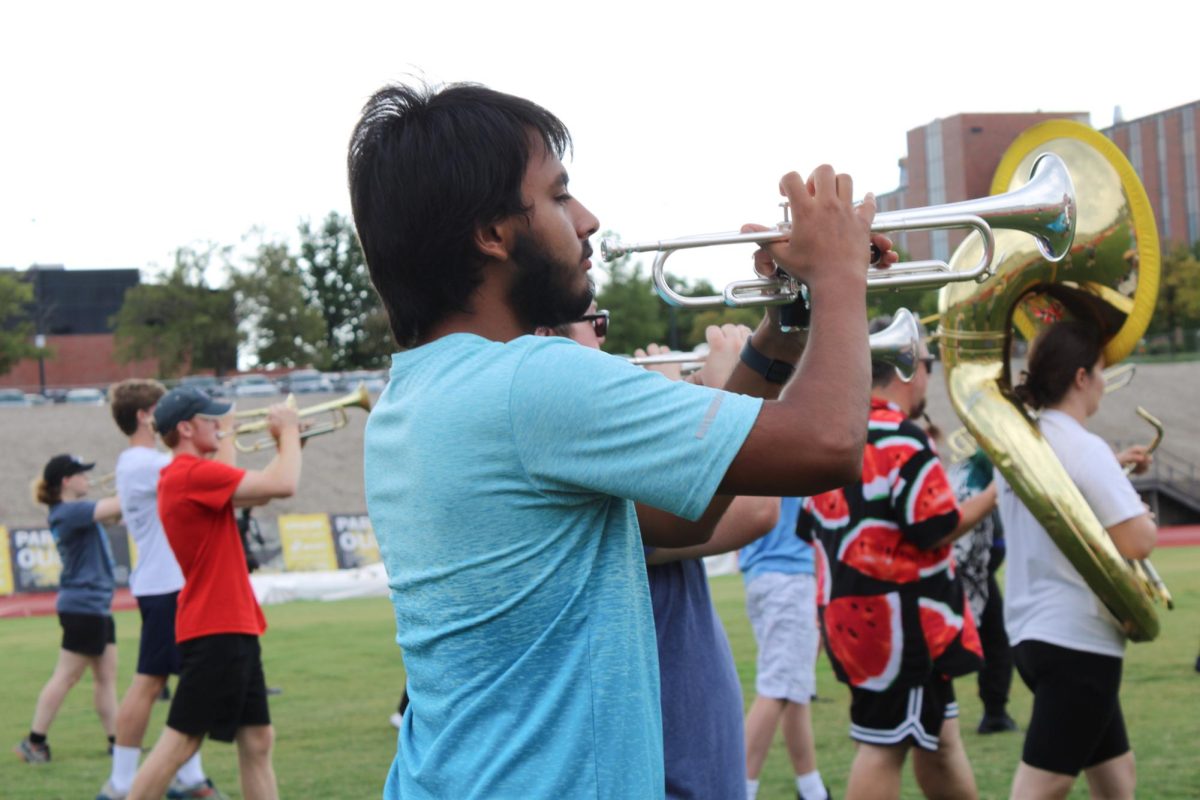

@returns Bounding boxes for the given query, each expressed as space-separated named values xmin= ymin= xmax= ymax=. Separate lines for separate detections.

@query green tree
xmin=594 ymin=247 xmax=665 ymax=355
xmin=1147 ymin=243 xmax=1200 ymax=351
xmin=231 ymin=239 xmax=328 ymax=368
xmin=674 ymin=279 xmax=762 ymax=346
xmin=111 ymin=246 xmax=239 ymax=377
xmin=0 ymin=271 xmax=44 ymax=375
xmin=297 ymin=212 xmax=388 ymax=369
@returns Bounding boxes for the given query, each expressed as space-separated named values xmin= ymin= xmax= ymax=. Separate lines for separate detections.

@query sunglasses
xmin=577 ymin=310 xmax=610 ymax=338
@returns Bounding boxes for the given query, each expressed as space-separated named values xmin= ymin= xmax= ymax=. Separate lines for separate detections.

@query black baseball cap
xmin=43 ymin=454 xmax=96 ymax=486
xmin=153 ymin=386 xmax=233 ymax=435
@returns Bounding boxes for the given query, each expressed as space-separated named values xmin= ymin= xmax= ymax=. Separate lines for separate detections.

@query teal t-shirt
xmin=366 ymin=334 xmax=762 ymax=800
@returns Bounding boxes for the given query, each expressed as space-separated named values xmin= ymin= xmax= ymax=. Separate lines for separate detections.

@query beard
xmin=508 ymin=232 xmax=594 ymax=331
xmin=908 ymin=396 xmax=927 ymax=421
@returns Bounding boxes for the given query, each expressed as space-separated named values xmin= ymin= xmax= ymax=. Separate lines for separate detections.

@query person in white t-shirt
xmin=996 ymin=321 xmax=1155 ymax=800
xmin=98 ymin=380 xmax=223 ymax=800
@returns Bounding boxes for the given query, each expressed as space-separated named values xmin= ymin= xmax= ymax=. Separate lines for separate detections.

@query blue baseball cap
xmin=153 ymin=386 xmax=233 ymax=435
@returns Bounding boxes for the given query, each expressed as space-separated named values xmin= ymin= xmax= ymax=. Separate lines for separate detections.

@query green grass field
xmin=4 ymin=548 xmax=1199 ymax=799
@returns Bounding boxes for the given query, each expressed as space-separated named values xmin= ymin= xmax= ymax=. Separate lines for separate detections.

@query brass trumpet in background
xmin=225 ymin=383 xmax=373 ymax=453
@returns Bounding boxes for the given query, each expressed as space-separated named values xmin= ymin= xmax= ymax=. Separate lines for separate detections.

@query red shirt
xmin=158 ymin=454 xmax=264 ymax=642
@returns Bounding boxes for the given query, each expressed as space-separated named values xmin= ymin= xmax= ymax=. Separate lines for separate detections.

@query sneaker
xmin=167 ymin=777 xmax=229 ymax=799
xmin=977 ymin=712 xmax=1019 ymax=734
xmin=96 ymin=779 xmax=128 ymax=800
xmin=14 ymin=737 xmax=51 ymax=764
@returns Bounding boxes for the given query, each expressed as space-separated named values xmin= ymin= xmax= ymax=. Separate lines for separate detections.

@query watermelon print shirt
xmin=798 ymin=398 xmax=983 ymax=693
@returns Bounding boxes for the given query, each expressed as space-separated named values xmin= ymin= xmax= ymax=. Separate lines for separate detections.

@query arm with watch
xmin=715 ymin=168 xmax=895 ymax=499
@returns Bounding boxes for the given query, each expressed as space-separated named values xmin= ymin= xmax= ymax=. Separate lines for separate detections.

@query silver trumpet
xmin=601 ymin=154 xmax=1075 ymax=310
xmin=627 ymin=307 xmax=923 ymax=382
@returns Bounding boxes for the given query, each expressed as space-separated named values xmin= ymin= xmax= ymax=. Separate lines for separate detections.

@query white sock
xmin=175 ymin=752 xmax=206 ymax=786
xmin=797 ymin=770 xmax=828 ymax=800
xmin=746 ymin=778 xmax=760 ymax=800
xmin=110 ymin=745 xmax=141 ymax=793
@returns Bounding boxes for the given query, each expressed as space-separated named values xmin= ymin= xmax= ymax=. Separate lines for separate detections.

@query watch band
xmin=740 ymin=339 xmax=795 ymax=385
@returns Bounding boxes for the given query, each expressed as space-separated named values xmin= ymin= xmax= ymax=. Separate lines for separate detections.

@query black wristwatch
xmin=740 ymin=339 xmax=795 ymax=385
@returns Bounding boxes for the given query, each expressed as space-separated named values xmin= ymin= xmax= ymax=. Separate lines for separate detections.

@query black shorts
xmin=136 ymin=592 xmax=183 ymax=677
xmin=849 ymin=676 xmax=957 ymax=751
xmin=59 ymin=612 xmax=116 ymax=657
xmin=167 ymin=634 xmax=270 ymax=743
xmin=1013 ymin=640 xmax=1129 ymax=775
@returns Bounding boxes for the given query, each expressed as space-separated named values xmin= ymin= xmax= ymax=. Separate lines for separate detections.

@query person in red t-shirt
xmin=127 ymin=387 xmax=301 ymax=800
xmin=799 ymin=318 xmax=997 ymax=800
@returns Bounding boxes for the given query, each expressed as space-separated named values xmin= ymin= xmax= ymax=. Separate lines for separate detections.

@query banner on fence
xmin=0 ymin=526 xmax=13 ymax=596
xmin=277 ymin=514 xmax=339 ymax=572
xmin=330 ymin=514 xmax=381 ymax=569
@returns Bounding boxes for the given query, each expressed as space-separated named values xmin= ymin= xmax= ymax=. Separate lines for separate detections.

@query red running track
xmin=3 ymin=526 xmax=1199 ymax=619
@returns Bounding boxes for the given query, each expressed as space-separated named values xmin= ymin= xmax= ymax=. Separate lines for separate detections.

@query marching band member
xmin=16 ymin=454 xmax=122 ymax=764
xmin=349 ymin=81 xmax=893 ymax=799
xmin=127 ymin=387 xmax=300 ymax=800
xmin=999 ymin=320 xmax=1155 ymax=800
xmin=98 ymin=379 xmax=223 ymax=800
xmin=740 ymin=494 xmax=829 ymax=800
xmin=798 ymin=318 xmax=996 ymax=800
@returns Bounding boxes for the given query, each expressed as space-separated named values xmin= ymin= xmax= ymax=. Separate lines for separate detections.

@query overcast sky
xmin=2 ymin=0 xmax=1195 ymax=291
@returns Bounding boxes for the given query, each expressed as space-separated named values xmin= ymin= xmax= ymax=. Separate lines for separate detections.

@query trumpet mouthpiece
xmin=600 ymin=238 xmax=626 ymax=261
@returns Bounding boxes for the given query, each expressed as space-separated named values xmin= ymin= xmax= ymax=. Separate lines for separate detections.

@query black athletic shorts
xmin=849 ymin=675 xmax=957 ymax=751
xmin=59 ymin=612 xmax=116 ymax=657
xmin=135 ymin=592 xmax=183 ymax=677
xmin=167 ymin=634 xmax=270 ymax=742
xmin=1013 ymin=640 xmax=1129 ymax=775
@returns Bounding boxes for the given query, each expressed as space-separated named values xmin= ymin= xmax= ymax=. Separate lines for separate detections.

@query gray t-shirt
xmin=49 ymin=500 xmax=115 ymax=615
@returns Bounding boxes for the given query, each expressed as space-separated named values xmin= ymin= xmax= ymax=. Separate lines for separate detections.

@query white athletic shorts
xmin=745 ymin=571 xmax=819 ymax=703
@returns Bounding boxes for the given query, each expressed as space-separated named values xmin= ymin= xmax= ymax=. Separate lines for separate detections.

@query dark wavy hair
xmin=1014 ymin=320 xmax=1105 ymax=409
xmin=347 ymin=82 xmax=571 ymax=348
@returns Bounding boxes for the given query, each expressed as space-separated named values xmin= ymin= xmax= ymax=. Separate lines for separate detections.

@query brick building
xmin=877 ymin=99 xmax=1200 ymax=261
xmin=1 ymin=265 xmax=160 ymax=393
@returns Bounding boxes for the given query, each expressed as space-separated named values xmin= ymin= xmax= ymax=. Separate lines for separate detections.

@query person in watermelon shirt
xmin=798 ymin=317 xmax=997 ymax=800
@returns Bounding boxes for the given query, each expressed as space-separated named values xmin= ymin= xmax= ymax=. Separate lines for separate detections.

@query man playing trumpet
xmin=348 ymin=80 xmax=896 ymax=799
xmin=127 ymin=387 xmax=301 ymax=800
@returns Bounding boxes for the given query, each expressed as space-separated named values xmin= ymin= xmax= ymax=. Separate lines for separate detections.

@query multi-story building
xmin=1105 ymin=100 xmax=1200 ymax=248
xmin=877 ymin=100 xmax=1200 ymax=262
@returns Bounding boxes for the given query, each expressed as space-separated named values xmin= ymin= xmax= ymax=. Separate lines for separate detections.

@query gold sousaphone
xmin=938 ymin=120 xmax=1166 ymax=641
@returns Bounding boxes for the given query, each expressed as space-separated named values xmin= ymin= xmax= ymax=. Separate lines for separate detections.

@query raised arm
xmin=93 ymin=496 xmax=123 ymax=522
xmin=232 ymin=404 xmax=302 ymax=506
xmin=719 ymin=167 xmax=882 ymax=497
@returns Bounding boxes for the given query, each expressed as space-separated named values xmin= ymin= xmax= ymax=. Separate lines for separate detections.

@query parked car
xmin=64 ymin=387 xmax=107 ymax=406
xmin=25 ymin=393 xmax=50 ymax=406
xmin=284 ymin=369 xmax=333 ymax=394
xmin=0 ymin=388 xmax=30 ymax=407
xmin=227 ymin=374 xmax=279 ymax=398
xmin=339 ymin=369 xmax=387 ymax=394
xmin=179 ymin=374 xmax=225 ymax=397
